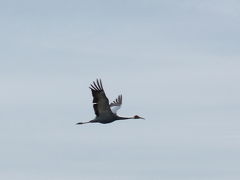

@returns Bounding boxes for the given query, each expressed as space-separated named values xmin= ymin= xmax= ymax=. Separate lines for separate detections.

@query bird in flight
xmin=76 ymin=79 xmax=144 ymax=125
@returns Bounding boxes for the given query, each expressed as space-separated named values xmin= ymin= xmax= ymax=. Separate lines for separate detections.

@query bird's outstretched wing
xmin=89 ymin=79 xmax=112 ymax=116
xmin=110 ymin=95 xmax=122 ymax=114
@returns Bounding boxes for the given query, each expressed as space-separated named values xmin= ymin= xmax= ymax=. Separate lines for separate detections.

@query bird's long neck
xmin=116 ymin=116 xmax=132 ymax=120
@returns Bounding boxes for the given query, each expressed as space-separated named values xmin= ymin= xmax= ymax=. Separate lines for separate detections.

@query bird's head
xmin=133 ymin=115 xmax=145 ymax=119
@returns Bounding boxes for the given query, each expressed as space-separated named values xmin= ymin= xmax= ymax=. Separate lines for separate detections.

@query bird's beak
xmin=140 ymin=117 xmax=145 ymax=120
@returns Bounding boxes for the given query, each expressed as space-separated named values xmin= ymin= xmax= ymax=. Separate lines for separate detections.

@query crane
xmin=76 ymin=79 xmax=144 ymax=125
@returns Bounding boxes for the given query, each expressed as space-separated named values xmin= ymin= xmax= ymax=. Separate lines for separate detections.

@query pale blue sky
xmin=1 ymin=0 xmax=240 ymax=180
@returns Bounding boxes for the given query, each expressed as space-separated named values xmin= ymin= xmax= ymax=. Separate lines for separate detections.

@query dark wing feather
xmin=89 ymin=79 xmax=112 ymax=116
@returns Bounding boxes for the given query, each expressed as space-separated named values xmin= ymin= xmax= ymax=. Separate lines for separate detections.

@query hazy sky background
xmin=1 ymin=0 xmax=240 ymax=179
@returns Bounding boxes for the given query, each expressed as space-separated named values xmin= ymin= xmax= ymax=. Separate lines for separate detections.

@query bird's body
xmin=76 ymin=79 xmax=144 ymax=125
xmin=90 ymin=113 xmax=127 ymax=124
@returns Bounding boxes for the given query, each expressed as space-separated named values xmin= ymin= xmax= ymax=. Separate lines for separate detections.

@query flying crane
xmin=76 ymin=79 xmax=144 ymax=125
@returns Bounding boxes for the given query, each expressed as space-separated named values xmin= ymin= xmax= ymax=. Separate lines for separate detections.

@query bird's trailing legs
xmin=76 ymin=122 xmax=89 ymax=125
xmin=76 ymin=119 xmax=97 ymax=125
